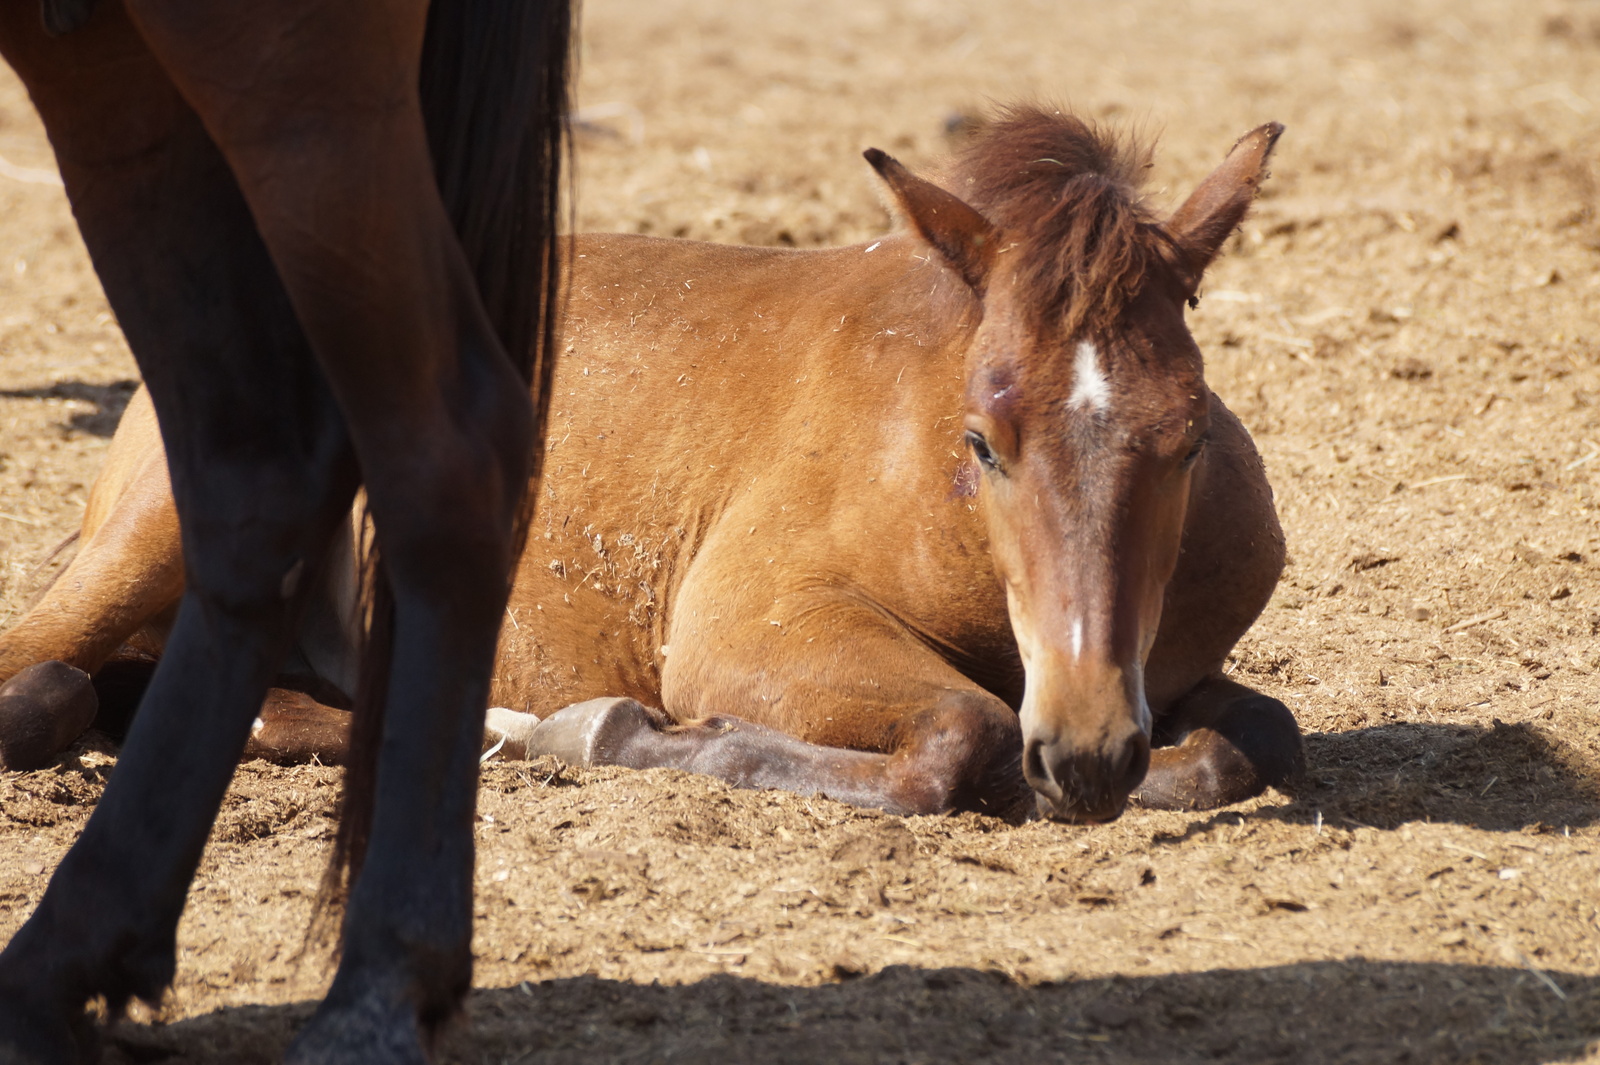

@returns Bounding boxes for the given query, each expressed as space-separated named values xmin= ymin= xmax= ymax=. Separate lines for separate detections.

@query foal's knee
xmin=1137 ymin=689 xmax=1303 ymax=810
xmin=889 ymin=694 xmax=1028 ymax=817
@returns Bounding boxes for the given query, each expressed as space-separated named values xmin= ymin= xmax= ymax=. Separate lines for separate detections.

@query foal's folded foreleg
xmin=1131 ymin=676 xmax=1303 ymax=810
xmin=506 ymin=690 xmax=1032 ymax=818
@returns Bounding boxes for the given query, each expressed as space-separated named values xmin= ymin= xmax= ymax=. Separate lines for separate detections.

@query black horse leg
xmin=0 ymin=8 xmax=357 ymax=1058
xmin=117 ymin=4 xmax=538 ymax=1057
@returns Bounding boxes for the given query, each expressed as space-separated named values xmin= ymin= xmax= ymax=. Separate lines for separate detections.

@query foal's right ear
xmin=865 ymin=148 xmax=996 ymax=294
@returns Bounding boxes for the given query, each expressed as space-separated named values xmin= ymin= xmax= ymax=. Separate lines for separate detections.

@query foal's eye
xmin=1181 ymin=435 xmax=1209 ymax=469
xmin=966 ymin=430 xmax=1002 ymax=473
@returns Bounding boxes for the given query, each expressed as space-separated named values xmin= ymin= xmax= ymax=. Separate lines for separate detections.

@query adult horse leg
xmin=0 ymin=6 xmax=359 ymax=1058
xmin=1135 ymin=397 xmax=1303 ymax=810
xmin=118 ymin=2 xmax=563 ymax=1056
xmin=509 ymin=611 xmax=1034 ymax=819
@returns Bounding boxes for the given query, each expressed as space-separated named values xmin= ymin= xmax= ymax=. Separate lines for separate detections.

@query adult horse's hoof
xmin=0 ymin=661 xmax=97 ymax=772
xmin=0 ymin=991 xmax=96 ymax=1065
xmin=522 ymin=697 xmax=654 ymax=766
xmin=284 ymin=987 xmax=429 ymax=1065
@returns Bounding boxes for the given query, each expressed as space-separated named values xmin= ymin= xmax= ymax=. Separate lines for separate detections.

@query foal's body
xmin=495 ymin=231 xmax=1289 ymax=818
xmin=1 ymin=116 xmax=1298 ymax=821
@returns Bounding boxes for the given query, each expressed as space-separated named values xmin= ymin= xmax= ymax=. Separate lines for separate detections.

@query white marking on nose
xmin=1070 ymin=617 xmax=1084 ymax=660
xmin=1067 ymin=340 xmax=1110 ymax=414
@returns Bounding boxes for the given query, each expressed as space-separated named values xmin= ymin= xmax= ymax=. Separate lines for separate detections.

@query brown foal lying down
xmin=0 ymin=107 xmax=1300 ymax=823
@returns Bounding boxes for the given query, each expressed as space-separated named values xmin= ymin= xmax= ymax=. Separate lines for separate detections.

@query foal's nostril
xmin=1113 ymin=730 xmax=1152 ymax=795
xmin=1022 ymin=738 xmax=1062 ymax=803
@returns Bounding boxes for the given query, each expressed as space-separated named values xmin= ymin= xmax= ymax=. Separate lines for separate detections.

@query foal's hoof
xmin=0 ymin=661 xmax=98 ymax=772
xmin=482 ymin=706 xmax=544 ymax=760
xmin=524 ymin=697 xmax=653 ymax=766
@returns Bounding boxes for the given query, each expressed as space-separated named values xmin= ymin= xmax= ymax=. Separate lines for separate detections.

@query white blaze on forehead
xmin=1066 ymin=340 xmax=1111 ymax=414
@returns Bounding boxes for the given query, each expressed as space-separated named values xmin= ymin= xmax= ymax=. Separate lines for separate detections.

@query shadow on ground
xmin=1145 ymin=721 xmax=1599 ymax=844
xmin=103 ymin=959 xmax=1599 ymax=1064
xmin=1152 ymin=716 xmax=1600 ymax=844
xmin=0 ymin=379 xmax=139 ymax=437
xmin=1265 ymin=720 xmax=1599 ymax=833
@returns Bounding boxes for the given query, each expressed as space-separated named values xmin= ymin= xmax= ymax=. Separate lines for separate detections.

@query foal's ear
xmin=864 ymin=148 xmax=996 ymax=294
xmin=1165 ymin=122 xmax=1284 ymax=286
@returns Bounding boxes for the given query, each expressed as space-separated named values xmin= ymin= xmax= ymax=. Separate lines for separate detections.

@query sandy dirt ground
xmin=2 ymin=0 xmax=1600 ymax=1061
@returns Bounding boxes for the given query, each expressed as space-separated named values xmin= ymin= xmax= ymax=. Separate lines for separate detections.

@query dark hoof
xmin=284 ymin=986 xmax=429 ymax=1065
xmin=0 ymin=989 xmax=96 ymax=1065
xmin=0 ymin=661 xmax=98 ymax=772
xmin=525 ymin=697 xmax=653 ymax=766
xmin=1132 ymin=695 xmax=1303 ymax=811
xmin=40 ymin=0 xmax=100 ymax=38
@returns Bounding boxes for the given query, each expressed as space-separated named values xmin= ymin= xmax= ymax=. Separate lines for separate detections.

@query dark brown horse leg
xmin=1131 ymin=676 xmax=1303 ymax=810
xmin=0 ymin=8 xmax=358 ymax=1060
xmin=518 ymin=692 xmax=1032 ymax=818
xmin=119 ymin=4 xmax=550 ymax=1058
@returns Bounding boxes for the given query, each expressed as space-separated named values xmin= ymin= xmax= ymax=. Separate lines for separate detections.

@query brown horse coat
xmin=0 ymin=108 xmax=1301 ymax=823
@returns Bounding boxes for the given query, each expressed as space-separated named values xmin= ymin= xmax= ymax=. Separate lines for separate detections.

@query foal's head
xmin=868 ymin=108 xmax=1281 ymax=821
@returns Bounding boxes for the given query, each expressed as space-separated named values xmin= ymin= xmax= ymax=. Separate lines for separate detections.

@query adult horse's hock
xmin=0 ymin=107 xmax=1300 ymax=834
xmin=0 ymin=0 xmax=572 ymax=1061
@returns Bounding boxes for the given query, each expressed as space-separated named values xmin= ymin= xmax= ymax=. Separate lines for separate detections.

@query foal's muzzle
xmin=1023 ymin=725 xmax=1150 ymax=823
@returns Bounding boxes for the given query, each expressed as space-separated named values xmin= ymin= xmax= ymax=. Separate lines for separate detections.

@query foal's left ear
xmin=1165 ymin=122 xmax=1284 ymax=287
xmin=864 ymin=148 xmax=996 ymax=294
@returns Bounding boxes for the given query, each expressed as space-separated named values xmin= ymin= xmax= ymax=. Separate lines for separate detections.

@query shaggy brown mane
xmin=947 ymin=106 xmax=1164 ymax=337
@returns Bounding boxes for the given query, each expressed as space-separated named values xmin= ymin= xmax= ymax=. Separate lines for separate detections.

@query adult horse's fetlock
xmin=291 ymin=930 xmax=467 ymax=1065
xmin=0 ymin=964 xmax=98 ymax=1065
xmin=285 ymin=986 xmax=431 ymax=1065
xmin=0 ymin=1011 xmax=94 ymax=1065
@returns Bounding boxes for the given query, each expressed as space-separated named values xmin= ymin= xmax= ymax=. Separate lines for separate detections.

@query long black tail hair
xmin=332 ymin=0 xmax=574 ymax=892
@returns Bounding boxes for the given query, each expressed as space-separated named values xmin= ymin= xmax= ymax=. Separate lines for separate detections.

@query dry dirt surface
xmin=3 ymin=0 xmax=1600 ymax=1062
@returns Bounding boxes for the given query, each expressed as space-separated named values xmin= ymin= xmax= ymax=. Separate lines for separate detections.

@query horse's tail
xmin=330 ymin=0 xmax=574 ymax=896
